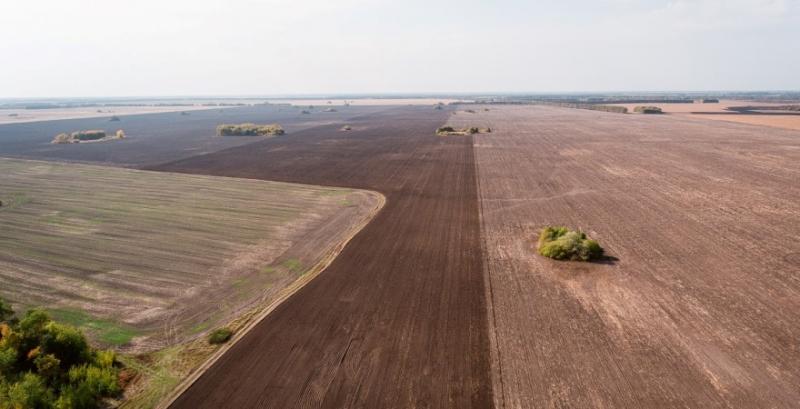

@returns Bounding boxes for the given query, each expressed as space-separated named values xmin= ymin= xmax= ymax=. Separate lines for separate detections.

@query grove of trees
xmin=0 ymin=299 xmax=121 ymax=409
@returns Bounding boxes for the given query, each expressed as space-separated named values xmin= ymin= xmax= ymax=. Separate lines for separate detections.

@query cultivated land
xmin=0 ymin=157 xmax=381 ymax=353
xmin=0 ymin=105 xmax=221 ymax=125
xmin=610 ymin=99 xmax=800 ymax=131
xmin=153 ymin=106 xmax=493 ymax=408
xmin=0 ymin=104 xmax=386 ymax=166
xmin=449 ymin=105 xmax=800 ymax=408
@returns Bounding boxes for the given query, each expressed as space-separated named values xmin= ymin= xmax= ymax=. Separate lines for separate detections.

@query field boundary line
xmin=156 ymin=190 xmax=387 ymax=409
xmin=468 ymin=116 xmax=507 ymax=409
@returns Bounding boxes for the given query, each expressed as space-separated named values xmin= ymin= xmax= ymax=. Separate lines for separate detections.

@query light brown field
xmin=609 ymin=99 xmax=800 ymax=131
xmin=0 ymin=158 xmax=382 ymax=352
xmin=450 ymin=105 xmax=800 ymax=408
xmin=0 ymin=105 xmax=225 ymax=125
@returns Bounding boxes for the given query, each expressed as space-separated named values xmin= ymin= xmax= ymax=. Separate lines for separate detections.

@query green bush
xmin=0 ymin=300 xmax=121 ymax=409
xmin=633 ymin=106 xmax=663 ymax=114
xmin=537 ymin=226 xmax=604 ymax=261
xmin=208 ymin=328 xmax=233 ymax=345
xmin=216 ymin=123 xmax=284 ymax=137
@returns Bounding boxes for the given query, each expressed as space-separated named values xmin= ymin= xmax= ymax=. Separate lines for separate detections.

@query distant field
xmin=0 ymin=105 xmax=225 ymax=125
xmin=0 ymin=158 xmax=382 ymax=352
xmin=0 ymin=104 xmax=386 ymax=166
xmin=608 ymin=99 xmax=800 ymax=131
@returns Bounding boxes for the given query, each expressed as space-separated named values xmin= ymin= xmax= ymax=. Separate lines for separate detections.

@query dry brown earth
xmin=610 ymin=100 xmax=800 ymax=131
xmin=450 ymin=105 xmax=800 ymax=408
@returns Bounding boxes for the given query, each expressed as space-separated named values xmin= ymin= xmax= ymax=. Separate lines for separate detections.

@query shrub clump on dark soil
xmin=208 ymin=328 xmax=233 ymax=345
xmin=537 ymin=226 xmax=604 ymax=261
xmin=52 ymin=130 xmax=119 ymax=144
xmin=436 ymin=126 xmax=492 ymax=136
xmin=633 ymin=106 xmax=663 ymax=114
xmin=216 ymin=123 xmax=285 ymax=137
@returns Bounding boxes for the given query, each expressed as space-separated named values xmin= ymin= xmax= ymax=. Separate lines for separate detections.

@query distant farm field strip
xmin=0 ymin=158 xmax=382 ymax=351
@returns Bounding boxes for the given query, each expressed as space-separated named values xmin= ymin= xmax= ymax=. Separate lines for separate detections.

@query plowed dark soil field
xmin=153 ymin=107 xmax=493 ymax=408
xmin=450 ymin=105 xmax=800 ymax=408
xmin=0 ymin=105 xmax=384 ymax=166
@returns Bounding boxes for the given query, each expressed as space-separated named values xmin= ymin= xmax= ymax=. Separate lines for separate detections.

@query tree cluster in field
xmin=0 ymin=299 xmax=121 ymax=409
xmin=633 ymin=106 xmax=663 ymax=114
xmin=51 ymin=130 xmax=125 ymax=144
xmin=435 ymin=126 xmax=492 ymax=136
xmin=216 ymin=123 xmax=285 ymax=137
xmin=537 ymin=226 xmax=604 ymax=261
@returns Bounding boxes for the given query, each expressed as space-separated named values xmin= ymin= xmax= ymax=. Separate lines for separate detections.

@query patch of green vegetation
xmin=1 ymin=192 xmax=32 ymax=210
xmin=208 ymin=328 xmax=233 ymax=345
xmin=48 ymin=308 xmax=139 ymax=347
xmin=260 ymin=265 xmax=276 ymax=275
xmin=282 ymin=258 xmax=303 ymax=273
xmin=0 ymin=299 xmax=122 ymax=408
xmin=633 ymin=106 xmax=663 ymax=114
xmin=232 ymin=277 xmax=249 ymax=288
xmin=537 ymin=226 xmax=604 ymax=261
xmin=216 ymin=123 xmax=284 ymax=136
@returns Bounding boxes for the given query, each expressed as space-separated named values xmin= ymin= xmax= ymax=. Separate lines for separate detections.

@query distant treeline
xmin=465 ymin=100 xmax=628 ymax=113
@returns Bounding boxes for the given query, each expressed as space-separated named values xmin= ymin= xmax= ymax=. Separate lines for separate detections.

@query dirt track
xmin=451 ymin=105 xmax=800 ymax=408
xmin=153 ymin=107 xmax=492 ymax=408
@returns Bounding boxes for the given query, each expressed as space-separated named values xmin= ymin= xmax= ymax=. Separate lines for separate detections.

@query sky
xmin=1 ymin=0 xmax=799 ymax=97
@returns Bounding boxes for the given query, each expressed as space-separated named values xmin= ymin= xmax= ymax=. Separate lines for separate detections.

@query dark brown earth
xmin=450 ymin=105 xmax=800 ymax=408
xmin=0 ymin=105 xmax=386 ymax=166
xmin=153 ymin=106 xmax=493 ymax=408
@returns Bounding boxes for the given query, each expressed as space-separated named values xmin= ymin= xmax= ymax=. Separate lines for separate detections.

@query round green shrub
xmin=537 ymin=226 xmax=604 ymax=261
xmin=208 ymin=328 xmax=233 ymax=345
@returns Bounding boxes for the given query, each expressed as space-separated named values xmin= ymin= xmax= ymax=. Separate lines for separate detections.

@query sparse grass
xmin=537 ymin=226 xmax=604 ymax=261
xmin=282 ymin=258 xmax=304 ymax=273
xmin=48 ymin=308 xmax=139 ymax=346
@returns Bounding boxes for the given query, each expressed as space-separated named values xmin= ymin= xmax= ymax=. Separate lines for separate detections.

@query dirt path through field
xmin=451 ymin=105 xmax=800 ymax=408
xmin=152 ymin=106 xmax=492 ymax=408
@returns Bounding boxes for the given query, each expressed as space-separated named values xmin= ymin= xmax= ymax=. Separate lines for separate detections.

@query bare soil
xmin=450 ymin=105 xmax=800 ymax=408
xmin=153 ymin=106 xmax=492 ymax=409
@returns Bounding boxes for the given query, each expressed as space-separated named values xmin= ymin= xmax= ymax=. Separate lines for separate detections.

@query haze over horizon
xmin=2 ymin=0 xmax=799 ymax=98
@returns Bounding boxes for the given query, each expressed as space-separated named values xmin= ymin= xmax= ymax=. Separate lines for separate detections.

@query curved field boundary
xmin=157 ymin=191 xmax=386 ymax=409
xmin=153 ymin=106 xmax=493 ymax=409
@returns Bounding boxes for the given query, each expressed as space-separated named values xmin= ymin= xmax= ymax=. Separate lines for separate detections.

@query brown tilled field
xmin=450 ymin=105 xmax=800 ymax=408
xmin=609 ymin=100 xmax=800 ymax=131
xmin=153 ymin=106 xmax=492 ymax=408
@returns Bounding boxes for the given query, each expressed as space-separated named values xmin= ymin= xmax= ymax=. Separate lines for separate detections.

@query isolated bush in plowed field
xmin=216 ymin=123 xmax=284 ymax=136
xmin=208 ymin=328 xmax=233 ymax=345
xmin=537 ymin=226 xmax=603 ymax=261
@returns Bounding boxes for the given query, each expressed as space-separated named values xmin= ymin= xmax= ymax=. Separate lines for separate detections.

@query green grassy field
xmin=0 ymin=158 xmax=380 ymax=352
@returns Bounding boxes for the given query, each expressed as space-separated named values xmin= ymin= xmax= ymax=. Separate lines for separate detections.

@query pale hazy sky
xmin=1 ymin=0 xmax=798 ymax=97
